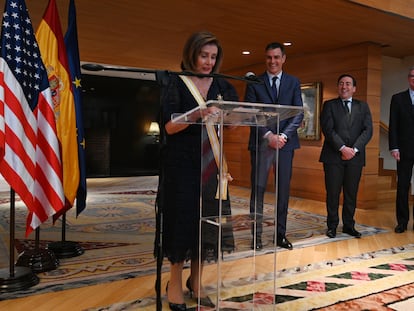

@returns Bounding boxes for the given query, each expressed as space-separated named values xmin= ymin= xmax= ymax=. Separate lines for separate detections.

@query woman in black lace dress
xmin=156 ymin=31 xmax=238 ymax=310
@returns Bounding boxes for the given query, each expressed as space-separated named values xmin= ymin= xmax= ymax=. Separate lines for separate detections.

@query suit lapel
xmin=404 ymin=90 xmax=414 ymax=119
xmin=277 ymin=73 xmax=283 ymax=103
xmin=349 ymin=99 xmax=357 ymax=125
xmin=261 ymin=72 xmax=278 ymax=103
xmin=261 ymin=73 xmax=274 ymax=102
xmin=336 ymin=98 xmax=351 ymax=125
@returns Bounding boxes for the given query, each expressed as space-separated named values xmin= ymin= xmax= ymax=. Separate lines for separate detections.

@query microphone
xmin=81 ymin=63 xmax=158 ymax=74
xmin=245 ymin=72 xmax=262 ymax=83
xmin=81 ymin=63 xmax=261 ymax=84
xmin=81 ymin=63 xmax=105 ymax=71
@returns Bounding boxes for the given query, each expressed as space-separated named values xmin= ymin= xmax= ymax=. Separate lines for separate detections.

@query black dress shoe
xmin=276 ymin=236 xmax=293 ymax=250
xmin=343 ymin=227 xmax=361 ymax=238
xmin=250 ymin=237 xmax=262 ymax=250
xmin=326 ymin=228 xmax=336 ymax=238
xmin=395 ymin=224 xmax=407 ymax=233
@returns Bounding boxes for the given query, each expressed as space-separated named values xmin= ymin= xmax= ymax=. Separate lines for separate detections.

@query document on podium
xmin=171 ymin=100 xmax=303 ymax=127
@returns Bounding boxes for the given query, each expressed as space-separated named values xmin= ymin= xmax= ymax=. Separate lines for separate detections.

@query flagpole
xmin=47 ymin=213 xmax=84 ymax=259
xmin=0 ymin=189 xmax=39 ymax=292
xmin=15 ymin=227 xmax=60 ymax=273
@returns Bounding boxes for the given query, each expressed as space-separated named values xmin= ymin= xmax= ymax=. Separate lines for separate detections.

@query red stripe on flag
xmin=0 ymin=159 xmax=33 ymax=210
xmin=0 ymin=0 xmax=65 ymax=236
xmin=1 ymin=81 xmax=37 ymax=147
xmin=42 ymin=0 xmax=71 ymax=81
xmin=1 ymin=76 xmax=64 ymax=235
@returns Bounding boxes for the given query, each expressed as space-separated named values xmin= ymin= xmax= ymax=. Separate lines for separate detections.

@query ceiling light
xmin=283 ymin=42 xmax=292 ymax=46
xmin=242 ymin=51 xmax=250 ymax=55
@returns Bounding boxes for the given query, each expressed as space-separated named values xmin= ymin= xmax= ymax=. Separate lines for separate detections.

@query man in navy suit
xmin=245 ymin=42 xmax=303 ymax=250
xmin=389 ymin=66 xmax=414 ymax=233
xmin=319 ymin=74 xmax=373 ymax=239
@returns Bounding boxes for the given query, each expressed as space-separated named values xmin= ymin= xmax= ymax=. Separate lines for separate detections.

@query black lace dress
xmin=156 ymin=75 xmax=238 ymax=264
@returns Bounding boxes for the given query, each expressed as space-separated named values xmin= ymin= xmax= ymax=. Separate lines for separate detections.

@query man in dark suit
xmin=245 ymin=42 xmax=303 ymax=250
xmin=319 ymin=74 xmax=373 ymax=239
xmin=389 ymin=66 xmax=414 ymax=233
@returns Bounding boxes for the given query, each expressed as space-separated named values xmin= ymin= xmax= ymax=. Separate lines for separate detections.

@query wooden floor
xmin=1 ymin=183 xmax=413 ymax=311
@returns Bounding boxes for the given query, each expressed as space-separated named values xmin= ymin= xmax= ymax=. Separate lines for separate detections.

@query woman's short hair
xmin=181 ymin=31 xmax=223 ymax=73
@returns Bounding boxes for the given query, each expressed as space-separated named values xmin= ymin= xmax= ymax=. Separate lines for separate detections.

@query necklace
xmin=191 ymin=76 xmax=212 ymax=100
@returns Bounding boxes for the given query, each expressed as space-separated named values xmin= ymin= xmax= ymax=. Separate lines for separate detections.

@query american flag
xmin=0 ymin=0 xmax=65 ymax=236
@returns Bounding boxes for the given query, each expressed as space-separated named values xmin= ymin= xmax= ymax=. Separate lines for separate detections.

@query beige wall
xmin=225 ymin=42 xmax=382 ymax=209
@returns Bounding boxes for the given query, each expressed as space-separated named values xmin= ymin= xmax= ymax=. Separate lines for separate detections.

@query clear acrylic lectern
xmin=172 ymin=100 xmax=303 ymax=310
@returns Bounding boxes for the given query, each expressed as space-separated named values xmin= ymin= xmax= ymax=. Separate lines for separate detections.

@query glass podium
xmin=172 ymin=100 xmax=303 ymax=310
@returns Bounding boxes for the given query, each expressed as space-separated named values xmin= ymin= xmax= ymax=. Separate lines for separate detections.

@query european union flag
xmin=64 ymin=0 xmax=87 ymax=215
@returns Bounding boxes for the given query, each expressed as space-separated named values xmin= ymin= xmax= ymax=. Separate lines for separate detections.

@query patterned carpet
xmin=0 ymin=176 xmax=387 ymax=301
xmin=85 ymin=244 xmax=414 ymax=311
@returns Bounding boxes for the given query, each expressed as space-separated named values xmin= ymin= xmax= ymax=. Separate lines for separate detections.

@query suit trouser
xmin=323 ymin=162 xmax=362 ymax=229
xmin=396 ymin=158 xmax=414 ymax=227
xmin=250 ymin=145 xmax=294 ymax=238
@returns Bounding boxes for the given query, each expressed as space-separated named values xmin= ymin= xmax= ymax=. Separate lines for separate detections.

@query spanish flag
xmin=36 ymin=0 xmax=79 ymax=214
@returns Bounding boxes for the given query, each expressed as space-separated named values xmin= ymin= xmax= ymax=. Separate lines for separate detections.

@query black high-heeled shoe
xmin=166 ymin=281 xmax=187 ymax=311
xmin=186 ymin=277 xmax=215 ymax=308
xmin=168 ymin=302 xmax=187 ymax=311
xmin=185 ymin=277 xmax=194 ymax=297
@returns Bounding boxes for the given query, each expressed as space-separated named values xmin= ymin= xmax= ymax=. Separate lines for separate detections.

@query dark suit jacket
xmin=319 ymin=97 xmax=373 ymax=166
xmin=389 ymin=89 xmax=414 ymax=160
xmin=245 ymin=72 xmax=304 ymax=151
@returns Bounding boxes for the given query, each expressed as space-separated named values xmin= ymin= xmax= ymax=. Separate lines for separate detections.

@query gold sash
xmin=179 ymin=75 xmax=232 ymax=200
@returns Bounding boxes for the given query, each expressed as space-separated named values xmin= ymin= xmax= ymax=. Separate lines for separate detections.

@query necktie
xmin=272 ymin=76 xmax=278 ymax=101
xmin=343 ymin=100 xmax=350 ymax=114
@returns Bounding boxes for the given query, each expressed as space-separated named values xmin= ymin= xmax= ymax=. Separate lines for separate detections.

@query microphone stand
xmin=82 ymin=63 xmax=169 ymax=311
xmin=81 ymin=63 xmax=262 ymax=84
